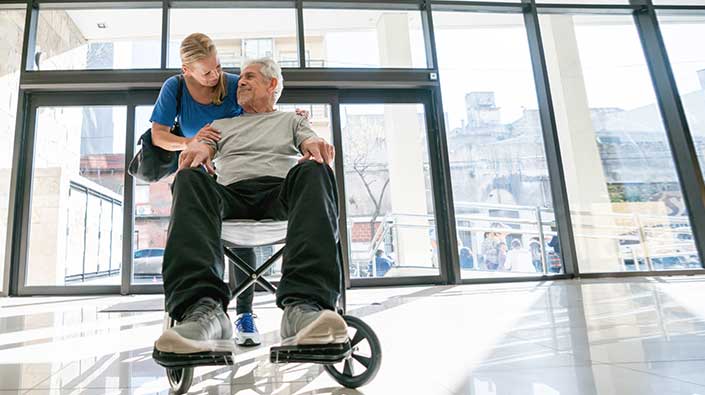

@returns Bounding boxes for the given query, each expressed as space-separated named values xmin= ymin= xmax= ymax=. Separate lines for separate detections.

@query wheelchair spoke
xmin=352 ymin=353 xmax=371 ymax=368
xmin=350 ymin=329 xmax=364 ymax=347
xmin=343 ymin=359 xmax=355 ymax=377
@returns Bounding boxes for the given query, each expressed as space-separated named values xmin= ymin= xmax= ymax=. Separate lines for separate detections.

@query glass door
xmin=337 ymin=91 xmax=445 ymax=284
xmin=17 ymin=92 xmax=132 ymax=294
xmin=15 ymin=89 xmax=447 ymax=294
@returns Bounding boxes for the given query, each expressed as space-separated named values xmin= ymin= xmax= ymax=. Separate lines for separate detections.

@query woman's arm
xmin=151 ymin=122 xmax=190 ymax=151
xmin=152 ymin=122 xmax=222 ymax=151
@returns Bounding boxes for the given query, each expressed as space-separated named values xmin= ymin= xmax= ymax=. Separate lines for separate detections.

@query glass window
xmin=658 ymin=14 xmax=705 ymax=181
xmin=303 ymin=9 xmax=427 ymax=68
xmin=341 ymin=104 xmax=439 ymax=279
xmin=33 ymin=7 xmax=161 ymax=70
xmin=434 ymin=11 xmax=563 ymax=279
xmin=540 ymin=14 xmax=701 ymax=273
xmin=277 ymin=104 xmax=332 ymax=142
xmin=0 ymin=8 xmax=25 ymax=292
xmin=135 ymin=184 xmax=149 ymax=205
xmin=133 ymin=105 xmax=170 ymax=284
xmin=243 ymin=38 xmax=274 ymax=59
xmin=26 ymin=106 xmax=126 ymax=286
xmin=168 ymin=8 xmax=299 ymax=68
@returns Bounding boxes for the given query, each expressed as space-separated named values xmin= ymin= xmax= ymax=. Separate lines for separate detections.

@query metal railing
xmin=348 ymin=201 xmax=700 ymax=277
xmin=64 ymin=178 xmax=122 ymax=283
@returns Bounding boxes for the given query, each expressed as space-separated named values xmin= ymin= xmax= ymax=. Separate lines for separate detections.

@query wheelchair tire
xmin=324 ymin=315 xmax=381 ymax=388
xmin=166 ymin=367 xmax=193 ymax=394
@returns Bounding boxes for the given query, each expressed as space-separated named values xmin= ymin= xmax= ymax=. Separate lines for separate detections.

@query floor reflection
xmin=2 ymin=278 xmax=705 ymax=394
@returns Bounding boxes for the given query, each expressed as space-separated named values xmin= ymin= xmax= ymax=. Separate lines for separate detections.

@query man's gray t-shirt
xmin=210 ymin=111 xmax=318 ymax=186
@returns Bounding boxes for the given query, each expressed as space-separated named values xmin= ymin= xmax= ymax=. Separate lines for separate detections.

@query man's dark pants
xmin=162 ymin=161 xmax=342 ymax=321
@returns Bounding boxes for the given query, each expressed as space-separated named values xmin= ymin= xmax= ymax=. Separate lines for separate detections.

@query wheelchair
xmin=152 ymin=220 xmax=382 ymax=394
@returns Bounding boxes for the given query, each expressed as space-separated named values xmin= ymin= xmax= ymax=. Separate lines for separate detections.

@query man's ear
xmin=269 ymin=78 xmax=278 ymax=95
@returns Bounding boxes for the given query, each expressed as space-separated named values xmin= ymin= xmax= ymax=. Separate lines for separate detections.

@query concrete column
xmin=377 ymin=13 xmax=433 ymax=268
xmin=541 ymin=15 xmax=620 ymax=272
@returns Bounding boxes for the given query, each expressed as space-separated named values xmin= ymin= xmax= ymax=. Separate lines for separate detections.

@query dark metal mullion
xmin=632 ymin=1 xmax=705 ymax=267
xmin=14 ymin=99 xmax=38 ymax=295
xmin=5 ymin=90 xmax=29 ymax=296
xmin=20 ymin=0 xmax=37 ymax=72
xmin=431 ymin=2 xmax=524 ymax=13
xmin=160 ymin=0 xmax=169 ymax=69
xmin=421 ymin=0 xmax=437 ymax=70
xmin=535 ymin=3 xmax=638 ymax=14
xmin=351 ymin=275 xmax=442 ymax=287
xmin=653 ymin=5 xmax=705 ymax=14
xmin=522 ymin=0 xmax=579 ymax=276
xmin=295 ymin=0 xmax=306 ymax=67
xmin=428 ymin=87 xmax=461 ymax=284
xmin=331 ymin=100 xmax=352 ymax=289
xmin=21 ymin=69 xmax=439 ymax=91
xmin=423 ymin=0 xmax=460 ymax=284
xmin=121 ymin=103 xmax=136 ymax=294
xmin=301 ymin=0 xmax=419 ymax=10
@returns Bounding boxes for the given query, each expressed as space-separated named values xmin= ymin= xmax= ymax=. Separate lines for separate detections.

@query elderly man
xmin=154 ymin=58 xmax=347 ymax=354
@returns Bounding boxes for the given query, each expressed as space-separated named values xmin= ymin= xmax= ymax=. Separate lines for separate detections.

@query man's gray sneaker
xmin=155 ymin=297 xmax=234 ymax=354
xmin=280 ymin=303 xmax=348 ymax=346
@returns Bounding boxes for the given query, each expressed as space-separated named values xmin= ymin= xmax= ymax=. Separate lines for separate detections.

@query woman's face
xmin=184 ymin=54 xmax=221 ymax=87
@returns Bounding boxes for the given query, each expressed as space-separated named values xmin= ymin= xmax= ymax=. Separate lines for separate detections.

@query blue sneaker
xmin=235 ymin=312 xmax=261 ymax=346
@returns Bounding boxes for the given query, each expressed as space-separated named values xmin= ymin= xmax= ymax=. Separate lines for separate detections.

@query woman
xmin=149 ymin=32 xmax=258 ymax=347
xmin=151 ymin=33 xmax=239 ymax=151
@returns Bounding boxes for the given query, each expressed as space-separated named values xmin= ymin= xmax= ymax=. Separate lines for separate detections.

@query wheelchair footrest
xmin=153 ymin=348 xmax=234 ymax=368
xmin=270 ymin=341 xmax=352 ymax=364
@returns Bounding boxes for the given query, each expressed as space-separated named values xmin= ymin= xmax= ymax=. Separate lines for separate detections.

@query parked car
xmin=133 ymin=248 xmax=164 ymax=276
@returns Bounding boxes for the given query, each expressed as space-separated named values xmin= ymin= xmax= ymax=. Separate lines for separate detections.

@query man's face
xmin=237 ymin=64 xmax=276 ymax=107
xmin=183 ymin=54 xmax=221 ymax=87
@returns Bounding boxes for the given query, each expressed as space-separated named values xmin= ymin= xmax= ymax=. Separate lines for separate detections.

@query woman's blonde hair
xmin=180 ymin=33 xmax=226 ymax=105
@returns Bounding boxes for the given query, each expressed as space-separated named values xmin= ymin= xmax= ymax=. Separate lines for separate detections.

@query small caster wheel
xmin=166 ymin=367 xmax=193 ymax=394
xmin=324 ymin=315 xmax=381 ymax=388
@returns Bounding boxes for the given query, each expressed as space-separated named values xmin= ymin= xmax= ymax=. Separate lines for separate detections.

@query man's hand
xmin=178 ymin=140 xmax=216 ymax=174
xmin=299 ymin=137 xmax=335 ymax=166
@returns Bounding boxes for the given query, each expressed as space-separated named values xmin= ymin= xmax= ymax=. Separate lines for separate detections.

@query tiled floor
xmin=3 ymin=277 xmax=705 ymax=394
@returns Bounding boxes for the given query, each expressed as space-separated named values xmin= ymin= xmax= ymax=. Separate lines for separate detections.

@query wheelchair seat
xmin=221 ymin=219 xmax=288 ymax=248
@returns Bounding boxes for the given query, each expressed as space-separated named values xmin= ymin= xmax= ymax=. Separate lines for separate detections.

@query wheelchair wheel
xmin=324 ymin=315 xmax=381 ymax=388
xmin=166 ymin=367 xmax=193 ymax=394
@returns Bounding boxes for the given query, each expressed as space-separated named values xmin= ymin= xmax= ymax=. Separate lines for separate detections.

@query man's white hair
xmin=242 ymin=57 xmax=284 ymax=104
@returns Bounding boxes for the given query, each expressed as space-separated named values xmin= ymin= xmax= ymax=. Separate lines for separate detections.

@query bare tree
xmin=343 ymin=115 xmax=390 ymax=247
